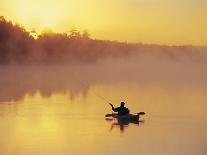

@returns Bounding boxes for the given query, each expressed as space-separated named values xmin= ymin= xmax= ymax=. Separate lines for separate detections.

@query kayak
xmin=105 ymin=112 xmax=145 ymax=121
xmin=113 ymin=114 xmax=140 ymax=121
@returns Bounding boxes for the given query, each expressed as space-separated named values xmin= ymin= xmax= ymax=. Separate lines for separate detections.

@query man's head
xmin=120 ymin=102 xmax=125 ymax=107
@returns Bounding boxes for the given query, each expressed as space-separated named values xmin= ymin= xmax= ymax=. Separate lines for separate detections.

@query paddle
xmin=105 ymin=112 xmax=146 ymax=117
xmin=105 ymin=113 xmax=115 ymax=117
xmin=137 ymin=112 xmax=145 ymax=115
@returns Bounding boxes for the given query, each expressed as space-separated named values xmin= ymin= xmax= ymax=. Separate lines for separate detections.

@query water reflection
xmin=0 ymin=55 xmax=207 ymax=103
xmin=106 ymin=117 xmax=145 ymax=133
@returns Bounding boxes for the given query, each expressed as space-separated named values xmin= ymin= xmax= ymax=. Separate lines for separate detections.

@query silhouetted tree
xmin=67 ymin=26 xmax=81 ymax=39
xmin=82 ymin=30 xmax=90 ymax=39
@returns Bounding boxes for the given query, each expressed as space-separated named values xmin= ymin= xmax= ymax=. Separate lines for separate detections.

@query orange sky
xmin=0 ymin=0 xmax=207 ymax=45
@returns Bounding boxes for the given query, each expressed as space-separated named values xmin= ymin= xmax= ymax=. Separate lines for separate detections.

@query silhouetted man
xmin=110 ymin=102 xmax=130 ymax=116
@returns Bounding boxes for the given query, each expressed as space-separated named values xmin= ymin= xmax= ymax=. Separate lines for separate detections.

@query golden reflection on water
xmin=0 ymin=84 xmax=207 ymax=155
xmin=0 ymin=90 xmax=109 ymax=155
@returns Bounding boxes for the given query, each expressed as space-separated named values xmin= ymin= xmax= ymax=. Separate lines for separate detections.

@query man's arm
xmin=110 ymin=103 xmax=118 ymax=112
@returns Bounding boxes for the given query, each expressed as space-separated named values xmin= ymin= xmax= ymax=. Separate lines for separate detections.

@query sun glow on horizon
xmin=6 ymin=0 xmax=67 ymax=32
xmin=0 ymin=0 xmax=207 ymax=45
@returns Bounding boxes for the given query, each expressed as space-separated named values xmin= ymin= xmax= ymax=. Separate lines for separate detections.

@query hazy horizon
xmin=1 ymin=16 xmax=207 ymax=46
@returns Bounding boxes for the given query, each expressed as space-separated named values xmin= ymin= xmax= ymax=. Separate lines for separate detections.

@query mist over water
xmin=0 ymin=51 xmax=207 ymax=101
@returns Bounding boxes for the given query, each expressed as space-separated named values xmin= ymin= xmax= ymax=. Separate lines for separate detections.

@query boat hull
xmin=112 ymin=114 xmax=140 ymax=121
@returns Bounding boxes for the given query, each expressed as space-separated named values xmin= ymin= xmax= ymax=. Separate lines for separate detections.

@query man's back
xmin=110 ymin=102 xmax=130 ymax=116
xmin=116 ymin=106 xmax=130 ymax=116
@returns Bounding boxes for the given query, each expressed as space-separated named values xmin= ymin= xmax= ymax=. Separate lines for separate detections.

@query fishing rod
xmin=76 ymin=78 xmax=112 ymax=105
xmin=77 ymin=79 xmax=146 ymax=117
xmin=92 ymin=91 xmax=111 ymax=104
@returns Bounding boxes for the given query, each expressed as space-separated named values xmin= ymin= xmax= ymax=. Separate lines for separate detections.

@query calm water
xmin=0 ymin=58 xmax=207 ymax=155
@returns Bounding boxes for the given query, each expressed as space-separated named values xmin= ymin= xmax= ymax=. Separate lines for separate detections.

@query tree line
xmin=0 ymin=16 xmax=206 ymax=65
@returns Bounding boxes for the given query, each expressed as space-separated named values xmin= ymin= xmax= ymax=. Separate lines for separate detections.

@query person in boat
xmin=110 ymin=102 xmax=130 ymax=116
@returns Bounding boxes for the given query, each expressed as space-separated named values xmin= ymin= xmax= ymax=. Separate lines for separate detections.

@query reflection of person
xmin=110 ymin=102 xmax=130 ymax=116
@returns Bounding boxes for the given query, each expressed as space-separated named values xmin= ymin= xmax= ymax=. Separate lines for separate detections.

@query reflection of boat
xmin=105 ymin=112 xmax=145 ymax=132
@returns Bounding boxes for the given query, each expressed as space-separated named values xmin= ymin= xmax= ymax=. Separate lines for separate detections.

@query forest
xmin=0 ymin=16 xmax=206 ymax=65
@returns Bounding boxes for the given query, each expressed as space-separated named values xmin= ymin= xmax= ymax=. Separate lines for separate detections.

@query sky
xmin=0 ymin=0 xmax=207 ymax=45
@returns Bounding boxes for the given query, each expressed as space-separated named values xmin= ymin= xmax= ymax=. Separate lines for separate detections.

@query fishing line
xmin=77 ymin=79 xmax=112 ymax=104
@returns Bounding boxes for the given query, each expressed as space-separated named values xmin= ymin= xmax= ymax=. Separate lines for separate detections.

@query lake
xmin=0 ymin=57 xmax=207 ymax=155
